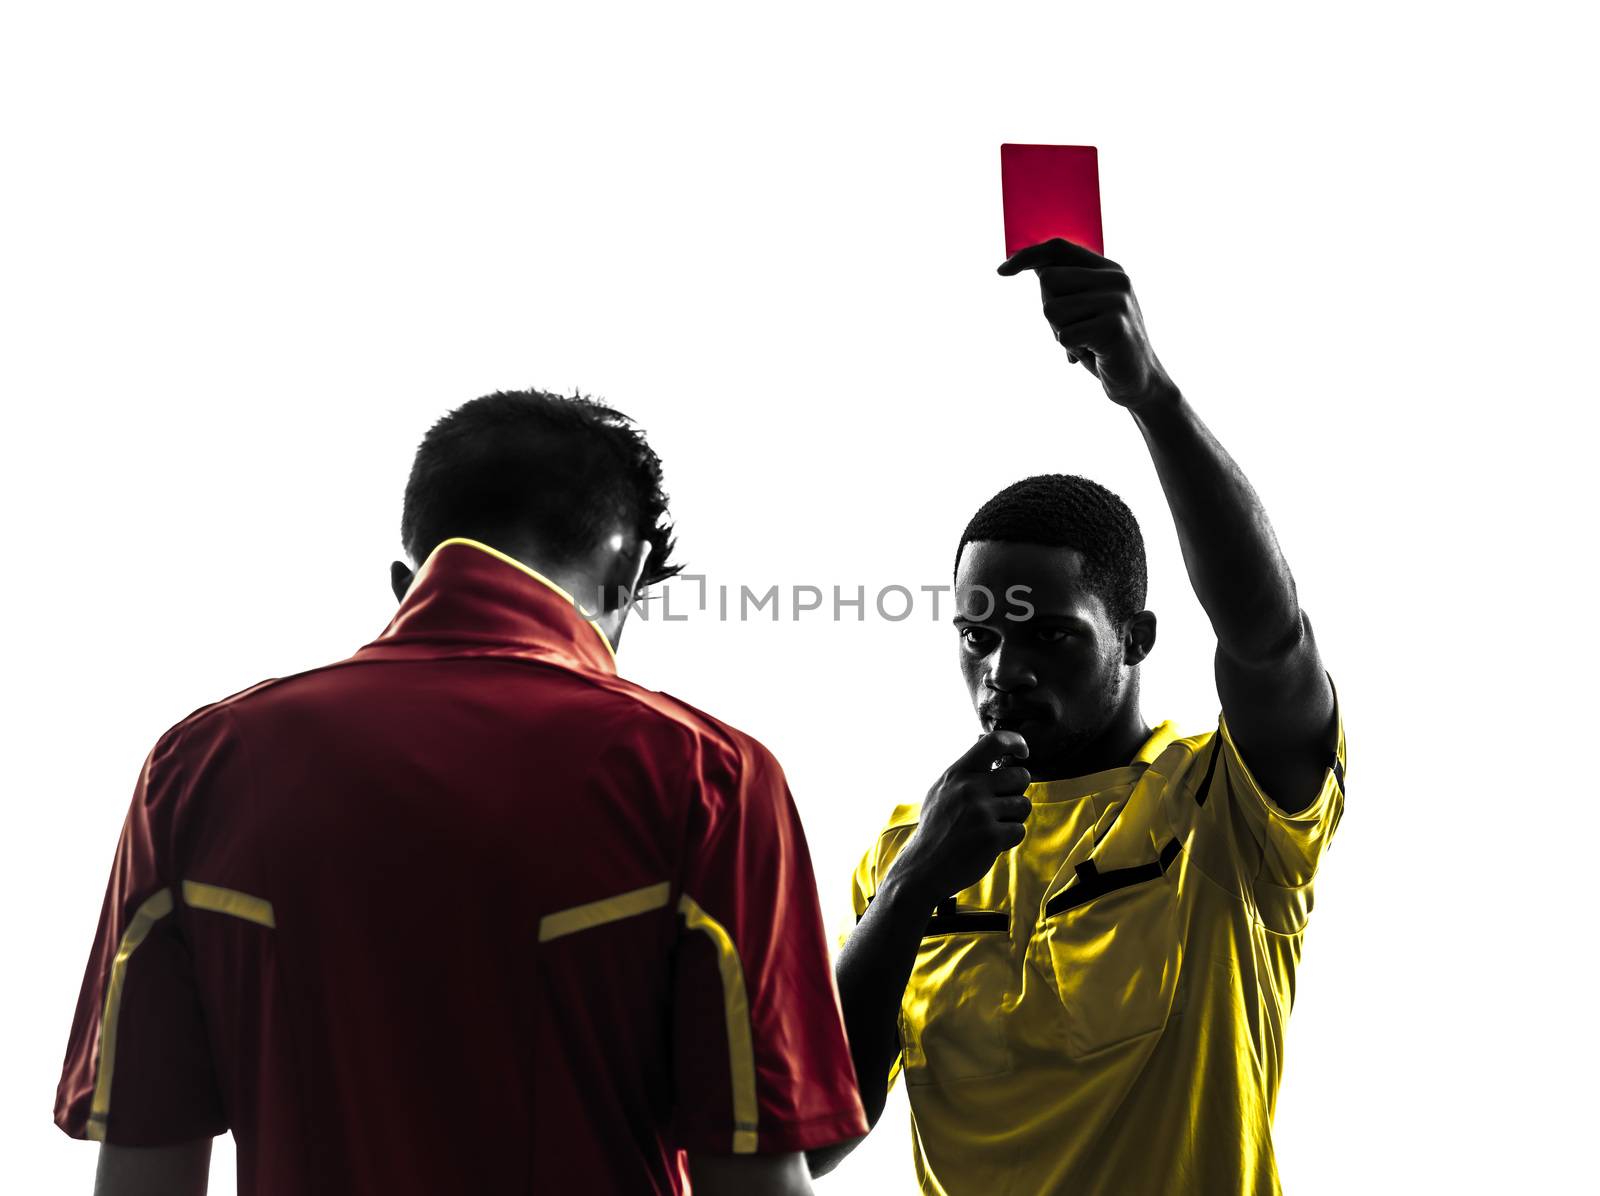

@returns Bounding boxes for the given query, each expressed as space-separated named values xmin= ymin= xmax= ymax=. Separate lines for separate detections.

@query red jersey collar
xmin=366 ymin=538 xmax=618 ymax=675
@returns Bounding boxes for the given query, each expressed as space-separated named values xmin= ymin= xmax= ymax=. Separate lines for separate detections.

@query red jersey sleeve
xmin=55 ymin=721 xmax=227 ymax=1146
xmin=669 ymin=730 xmax=867 ymax=1155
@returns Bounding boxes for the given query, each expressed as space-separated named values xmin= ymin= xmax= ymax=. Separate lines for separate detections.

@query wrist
xmin=1125 ymin=374 xmax=1183 ymax=418
xmin=878 ymin=857 xmax=940 ymax=920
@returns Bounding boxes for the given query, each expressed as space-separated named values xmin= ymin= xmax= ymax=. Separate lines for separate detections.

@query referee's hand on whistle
xmin=889 ymin=729 xmax=1032 ymax=909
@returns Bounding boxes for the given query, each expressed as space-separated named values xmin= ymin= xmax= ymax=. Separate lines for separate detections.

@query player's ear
xmin=598 ymin=538 xmax=651 ymax=614
xmin=390 ymin=560 xmax=415 ymax=604
xmin=1123 ymin=610 xmax=1157 ymax=667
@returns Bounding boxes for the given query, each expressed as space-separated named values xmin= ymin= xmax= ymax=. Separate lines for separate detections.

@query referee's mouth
xmin=981 ymin=705 xmax=1051 ymax=735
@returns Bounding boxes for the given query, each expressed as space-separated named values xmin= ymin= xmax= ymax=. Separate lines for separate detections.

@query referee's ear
xmin=390 ymin=560 xmax=415 ymax=604
xmin=1123 ymin=609 xmax=1157 ymax=667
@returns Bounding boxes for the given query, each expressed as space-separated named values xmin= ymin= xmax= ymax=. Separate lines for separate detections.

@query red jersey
xmin=56 ymin=538 xmax=866 ymax=1194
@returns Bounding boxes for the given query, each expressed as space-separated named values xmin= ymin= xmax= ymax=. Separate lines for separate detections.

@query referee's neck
xmin=1032 ymin=707 xmax=1153 ymax=783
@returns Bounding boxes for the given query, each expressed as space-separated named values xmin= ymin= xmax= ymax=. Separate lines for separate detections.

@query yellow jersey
xmin=849 ymin=705 xmax=1346 ymax=1195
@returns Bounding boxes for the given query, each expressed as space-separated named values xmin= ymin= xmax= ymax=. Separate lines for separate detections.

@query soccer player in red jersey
xmin=56 ymin=390 xmax=867 ymax=1196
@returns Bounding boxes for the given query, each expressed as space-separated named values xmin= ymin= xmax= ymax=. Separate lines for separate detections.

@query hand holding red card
xmin=997 ymin=157 xmax=1176 ymax=412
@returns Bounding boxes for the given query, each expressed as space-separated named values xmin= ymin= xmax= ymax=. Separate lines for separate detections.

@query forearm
xmin=691 ymin=1151 xmax=814 ymax=1195
xmin=1129 ymin=390 xmax=1303 ymax=661
xmin=94 ymin=1140 xmax=212 ymax=1196
xmin=807 ymin=869 xmax=932 ymax=1176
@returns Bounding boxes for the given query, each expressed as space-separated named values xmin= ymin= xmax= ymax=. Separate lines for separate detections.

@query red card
xmin=1000 ymin=144 xmax=1103 ymax=258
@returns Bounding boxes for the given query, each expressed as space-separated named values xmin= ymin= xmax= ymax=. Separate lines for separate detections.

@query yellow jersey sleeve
xmin=843 ymin=815 xmax=913 ymax=1091
xmin=1211 ymin=694 xmax=1345 ymax=891
xmin=844 ymin=805 xmax=920 ymax=930
xmin=849 ymin=841 xmax=877 ymax=923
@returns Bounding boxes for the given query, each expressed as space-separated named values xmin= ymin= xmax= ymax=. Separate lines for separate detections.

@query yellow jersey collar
xmin=1027 ymin=720 xmax=1180 ymax=803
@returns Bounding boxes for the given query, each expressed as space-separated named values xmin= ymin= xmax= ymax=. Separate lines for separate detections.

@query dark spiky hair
xmin=956 ymin=474 xmax=1147 ymax=627
xmin=401 ymin=389 xmax=681 ymax=587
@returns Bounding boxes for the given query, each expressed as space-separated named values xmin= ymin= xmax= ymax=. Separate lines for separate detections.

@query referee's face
xmin=953 ymin=540 xmax=1138 ymax=779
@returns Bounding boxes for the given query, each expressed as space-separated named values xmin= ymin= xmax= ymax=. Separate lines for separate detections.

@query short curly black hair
xmin=400 ymin=389 xmax=681 ymax=587
xmin=956 ymin=474 xmax=1147 ymax=627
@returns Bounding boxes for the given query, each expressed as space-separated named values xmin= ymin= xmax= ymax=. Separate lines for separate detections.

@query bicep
xmin=1213 ymin=610 xmax=1336 ymax=814
xmin=94 ymin=1139 xmax=212 ymax=1196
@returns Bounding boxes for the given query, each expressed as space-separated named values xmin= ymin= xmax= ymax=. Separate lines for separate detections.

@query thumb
xmin=954 ymin=728 xmax=1029 ymax=773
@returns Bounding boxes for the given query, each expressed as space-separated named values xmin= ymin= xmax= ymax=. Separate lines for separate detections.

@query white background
xmin=3 ymin=3 xmax=1595 ymax=1192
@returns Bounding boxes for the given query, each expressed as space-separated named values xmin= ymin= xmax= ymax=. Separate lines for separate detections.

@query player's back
xmin=193 ymin=651 xmax=708 ymax=1194
xmin=56 ymin=540 xmax=868 ymax=1195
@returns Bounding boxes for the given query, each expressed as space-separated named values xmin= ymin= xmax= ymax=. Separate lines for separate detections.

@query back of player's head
xmin=401 ymin=389 xmax=681 ymax=586
xmin=957 ymin=474 xmax=1147 ymax=627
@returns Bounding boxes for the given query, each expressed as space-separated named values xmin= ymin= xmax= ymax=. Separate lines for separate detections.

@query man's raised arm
xmin=1000 ymin=240 xmax=1336 ymax=811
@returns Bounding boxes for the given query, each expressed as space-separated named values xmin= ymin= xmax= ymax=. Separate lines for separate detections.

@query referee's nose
xmin=985 ymin=632 xmax=1038 ymax=695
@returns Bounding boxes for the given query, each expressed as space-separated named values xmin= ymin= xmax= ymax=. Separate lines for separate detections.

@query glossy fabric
xmin=852 ymin=709 xmax=1346 ymax=1195
xmin=58 ymin=539 xmax=866 ymax=1194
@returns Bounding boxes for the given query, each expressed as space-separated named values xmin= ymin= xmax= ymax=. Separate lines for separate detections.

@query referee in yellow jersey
xmin=809 ymin=239 xmax=1345 ymax=1196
